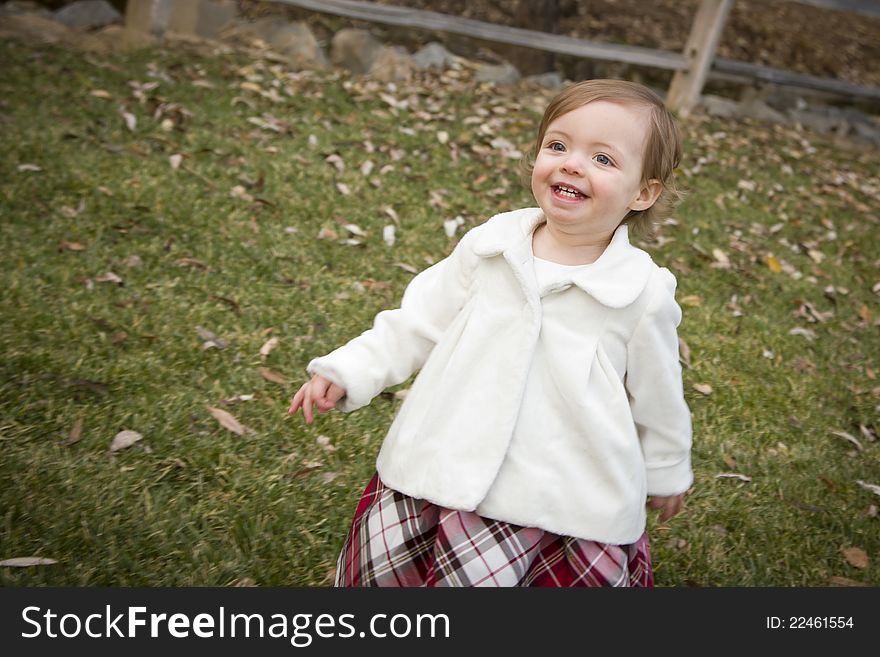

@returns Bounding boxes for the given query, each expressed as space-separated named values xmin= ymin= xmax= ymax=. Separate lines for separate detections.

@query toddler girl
xmin=289 ymin=79 xmax=692 ymax=587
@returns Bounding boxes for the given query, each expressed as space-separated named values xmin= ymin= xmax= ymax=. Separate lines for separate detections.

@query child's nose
xmin=560 ymin=153 xmax=585 ymax=176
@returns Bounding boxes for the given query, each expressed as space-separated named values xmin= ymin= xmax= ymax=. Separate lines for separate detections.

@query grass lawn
xmin=1 ymin=36 xmax=878 ymax=586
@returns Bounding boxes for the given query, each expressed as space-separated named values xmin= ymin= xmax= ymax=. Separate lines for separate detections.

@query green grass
xmin=1 ymin=37 xmax=878 ymax=586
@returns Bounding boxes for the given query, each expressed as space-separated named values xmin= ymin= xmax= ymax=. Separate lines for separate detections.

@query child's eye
xmin=547 ymin=141 xmax=565 ymax=152
xmin=594 ymin=153 xmax=613 ymax=166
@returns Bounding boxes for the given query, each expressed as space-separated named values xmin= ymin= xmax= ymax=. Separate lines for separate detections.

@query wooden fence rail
xmin=126 ymin=0 xmax=880 ymax=111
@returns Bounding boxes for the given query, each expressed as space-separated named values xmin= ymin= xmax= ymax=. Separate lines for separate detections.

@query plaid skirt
xmin=334 ymin=473 xmax=653 ymax=587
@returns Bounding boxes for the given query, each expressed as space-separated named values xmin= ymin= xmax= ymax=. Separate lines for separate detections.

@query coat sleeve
xmin=307 ymin=230 xmax=478 ymax=412
xmin=625 ymin=267 xmax=693 ymax=496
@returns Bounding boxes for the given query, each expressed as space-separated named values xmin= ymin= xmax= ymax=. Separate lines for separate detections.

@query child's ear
xmin=629 ymin=179 xmax=663 ymax=212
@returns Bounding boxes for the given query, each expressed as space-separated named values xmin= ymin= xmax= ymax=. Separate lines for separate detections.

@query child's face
xmin=531 ymin=100 xmax=660 ymax=237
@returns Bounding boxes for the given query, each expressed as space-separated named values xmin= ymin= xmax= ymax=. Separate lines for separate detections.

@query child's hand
xmin=646 ymin=493 xmax=685 ymax=522
xmin=288 ymin=374 xmax=346 ymax=425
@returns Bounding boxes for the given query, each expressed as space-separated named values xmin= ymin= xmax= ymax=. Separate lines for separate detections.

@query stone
xmin=331 ymin=29 xmax=383 ymax=75
xmin=0 ymin=13 xmax=74 ymax=45
xmin=95 ymin=24 xmax=158 ymax=51
xmin=265 ymin=21 xmax=328 ymax=69
xmin=0 ymin=1 xmax=52 ymax=19
xmin=53 ymin=0 xmax=121 ymax=30
xmin=524 ymin=72 xmax=564 ymax=89
xmin=699 ymin=94 xmax=740 ymax=119
xmin=739 ymin=98 xmax=787 ymax=124
xmin=475 ymin=61 xmax=521 ymax=86
xmin=412 ymin=41 xmax=457 ymax=71
xmin=787 ymin=107 xmax=849 ymax=135
xmin=369 ymin=45 xmax=414 ymax=82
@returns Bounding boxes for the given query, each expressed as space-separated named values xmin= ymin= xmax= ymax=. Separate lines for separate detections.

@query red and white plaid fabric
xmin=335 ymin=473 xmax=653 ymax=587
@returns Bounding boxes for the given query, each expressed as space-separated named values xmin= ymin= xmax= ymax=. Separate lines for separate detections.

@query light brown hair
xmin=524 ymin=79 xmax=683 ymax=239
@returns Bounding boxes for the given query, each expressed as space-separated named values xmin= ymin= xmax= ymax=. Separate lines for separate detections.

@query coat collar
xmin=471 ymin=208 xmax=654 ymax=308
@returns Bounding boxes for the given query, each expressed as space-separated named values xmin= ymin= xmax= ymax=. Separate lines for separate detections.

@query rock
xmin=475 ymin=61 xmax=521 ymax=85
xmin=787 ymin=107 xmax=850 ymax=135
xmin=369 ymin=45 xmax=414 ymax=82
xmin=220 ymin=18 xmax=327 ymax=68
xmin=168 ymin=0 xmax=237 ymax=40
xmin=739 ymin=98 xmax=787 ymax=124
xmin=0 ymin=13 xmax=74 ymax=45
xmin=412 ymin=41 xmax=457 ymax=71
xmin=331 ymin=29 xmax=383 ymax=75
xmin=524 ymin=72 xmax=564 ymax=89
xmin=699 ymin=94 xmax=740 ymax=119
xmin=0 ymin=1 xmax=52 ymax=19
xmin=95 ymin=24 xmax=158 ymax=51
xmin=852 ymin=120 xmax=880 ymax=145
xmin=53 ymin=0 xmax=121 ymax=30
xmin=266 ymin=21 xmax=328 ymax=69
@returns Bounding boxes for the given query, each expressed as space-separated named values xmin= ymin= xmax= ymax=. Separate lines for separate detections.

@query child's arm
xmin=293 ymin=230 xmax=478 ymax=417
xmin=626 ymin=268 xmax=693 ymax=515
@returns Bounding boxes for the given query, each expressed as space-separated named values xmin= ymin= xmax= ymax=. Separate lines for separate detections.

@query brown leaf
xmin=0 ymin=557 xmax=58 ymax=567
xmin=58 ymin=240 xmax=86 ymax=252
xmin=841 ymin=547 xmax=869 ymax=569
xmin=693 ymin=383 xmax=713 ymax=396
xmin=111 ymin=331 xmax=128 ymax=344
xmin=60 ymin=417 xmax=83 ymax=447
xmin=678 ymin=338 xmax=691 ymax=368
xmin=766 ymin=254 xmax=782 ymax=273
xmin=259 ymin=367 xmax=289 ymax=385
xmin=109 ymin=430 xmax=143 ymax=452
xmin=828 ymin=576 xmax=868 ymax=587
xmin=831 ymin=430 xmax=863 ymax=452
xmin=259 ymin=337 xmax=279 ymax=361
xmin=176 ymin=257 xmax=208 ymax=270
xmin=206 ymin=406 xmax=248 ymax=435
xmin=95 ymin=271 xmax=123 ymax=285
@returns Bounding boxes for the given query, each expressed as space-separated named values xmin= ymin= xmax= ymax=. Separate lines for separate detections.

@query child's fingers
xmin=288 ymin=385 xmax=306 ymax=414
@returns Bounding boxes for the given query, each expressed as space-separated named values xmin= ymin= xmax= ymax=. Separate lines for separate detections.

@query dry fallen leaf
xmin=95 ymin=271 xmax=123 ymax=285
xmin=259 ymin=337 xmax=279 ymax=361
xmin=0 ymin=557 xmax=58 ymax=567
xmin=383 ymin=225 xmax=396 ymax=247
xmin=831 ymin=430 xmax=864 ymax=452
xmin=120 ymin=109 xmax=136 ymax=131
xmin=766 ymin=254 xmax=782 ymax=273
xmin=316 ymin=435 xmax=337 ymax=452
xmin=678 ymin=338 xmax=691 ymax=368
xmin=196 ymin=326 xmax=227 ymax=350
xmin=59 ymin=417 xmax=83 ymax=447
xmin=693 ymin=383 xmax=713 ymax=396
xmin=206 ymin=405 xmax=248 ymax=435
xmin=58 ymin=240 xmax=86 ymax=252
xmin=856 ymin=480 xmax=880 ymax=496
xmin=841 ymin=546 xmax=869 ymax=569
xmin=716 ymin=473 xmax=752 ymax=482
xmin=109 ymin=430 xmax=143 ymax=452
xmin=259 ymin=367 xmax=289 ymax=385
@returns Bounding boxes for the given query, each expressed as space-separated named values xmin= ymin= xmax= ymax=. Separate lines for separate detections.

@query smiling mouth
xmin=552 ymin=184 xmax=586 ymax=200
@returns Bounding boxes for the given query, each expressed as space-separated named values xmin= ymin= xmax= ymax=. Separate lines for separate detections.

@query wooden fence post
xmin=666 ymin=0 xmax=733 ymax=116
xmin=125 ymin=0 xmax=174 ymax=36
